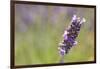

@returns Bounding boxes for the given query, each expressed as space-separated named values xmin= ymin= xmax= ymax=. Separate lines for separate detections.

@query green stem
xmin=60 ymin=55 xmax=65 ymax=63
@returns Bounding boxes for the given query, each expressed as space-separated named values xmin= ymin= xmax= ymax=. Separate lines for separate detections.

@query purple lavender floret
xmin=58 ymin=15 xmax=86 ymax=56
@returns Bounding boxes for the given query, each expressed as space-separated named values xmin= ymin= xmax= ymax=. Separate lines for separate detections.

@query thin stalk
xmin=60 ymin=55 xmax=65 ymax=63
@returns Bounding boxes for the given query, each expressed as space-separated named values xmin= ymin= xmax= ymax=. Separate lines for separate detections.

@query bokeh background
xmin=15 ymin=4 xmax=95 ymax=65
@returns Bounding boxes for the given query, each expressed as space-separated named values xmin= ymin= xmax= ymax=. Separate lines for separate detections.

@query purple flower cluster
xmin=58 ymin=15 xmax=86 ymax=56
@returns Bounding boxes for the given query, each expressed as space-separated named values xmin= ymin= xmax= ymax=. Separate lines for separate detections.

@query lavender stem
xmin=60 ymin=55 xmax=64 ymax=63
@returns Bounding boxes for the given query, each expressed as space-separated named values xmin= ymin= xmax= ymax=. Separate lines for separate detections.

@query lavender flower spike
xmin=58 ymin=15 xmax=86 ymax=63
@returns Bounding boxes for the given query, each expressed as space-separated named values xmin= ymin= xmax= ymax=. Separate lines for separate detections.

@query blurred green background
xmin=15 ymin=4 xmax=95 ymax=65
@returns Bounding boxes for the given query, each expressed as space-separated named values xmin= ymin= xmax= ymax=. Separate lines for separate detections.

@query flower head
xmin=58 ymin=15 xmax=86 ymax=56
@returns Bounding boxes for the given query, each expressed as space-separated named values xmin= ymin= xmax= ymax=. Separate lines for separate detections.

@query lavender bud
xmin=72 ymin=14 xmax=77 ymax=21
xmin=73 ymin=41 xmax=77 ymax=46
xmin=63 ymin=31 xmax=68 ymax=40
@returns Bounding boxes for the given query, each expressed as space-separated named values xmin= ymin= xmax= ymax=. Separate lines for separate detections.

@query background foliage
xmin=15 ymin=4 xmax=95 ymax=65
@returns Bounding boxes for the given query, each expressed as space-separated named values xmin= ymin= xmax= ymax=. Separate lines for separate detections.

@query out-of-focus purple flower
xmin=58 ymin=15 xmax=86 ymax=56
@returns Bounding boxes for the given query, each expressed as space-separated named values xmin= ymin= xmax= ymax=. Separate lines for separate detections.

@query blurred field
xmin=15 ymin=4 xmax=95 ymax=65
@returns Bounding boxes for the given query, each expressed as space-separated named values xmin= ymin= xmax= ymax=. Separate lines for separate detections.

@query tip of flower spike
xmin=77 ymin=17 xmax=81 ymax=23
xmin=72 ymin=14 xmax=77 ymax=21
xmin=82 ymin=18 xmax=86 ymax=22
xmin=80 ymin=18 xmax=86 ymax=24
